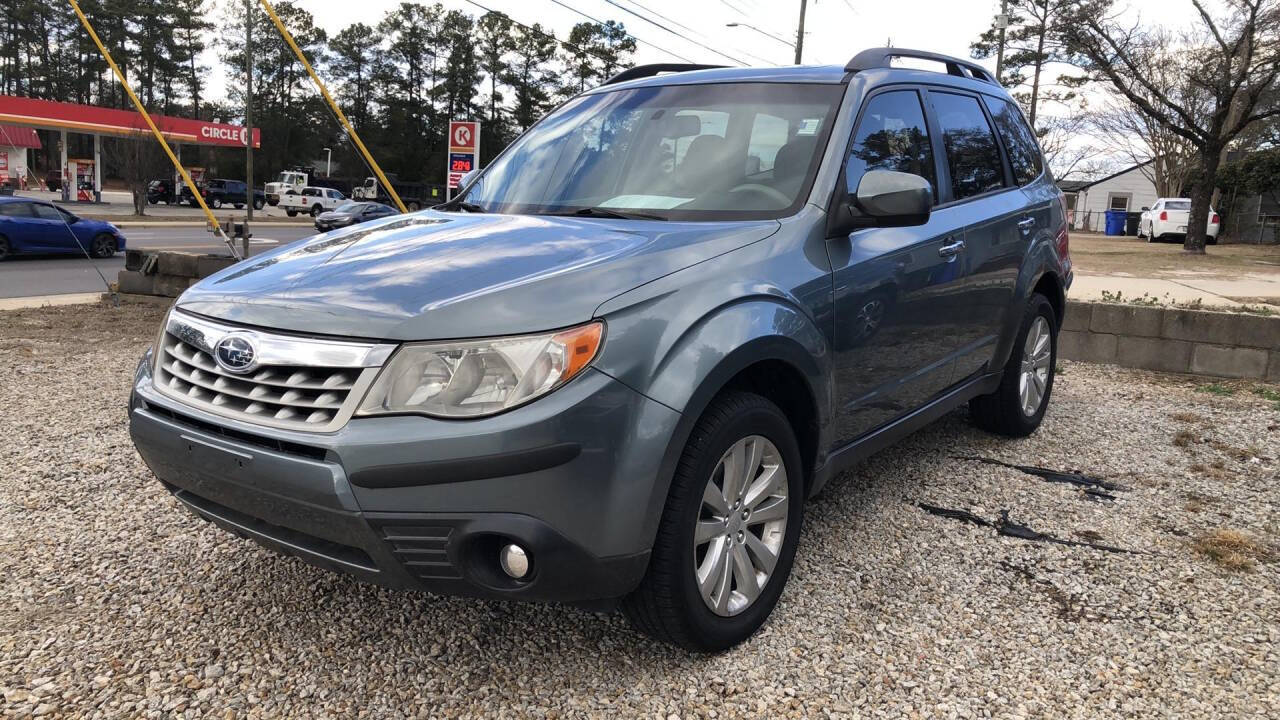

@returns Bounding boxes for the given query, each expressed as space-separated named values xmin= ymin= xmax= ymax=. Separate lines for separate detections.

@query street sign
xmin=446 ymin=120 xmax=480 ymax=196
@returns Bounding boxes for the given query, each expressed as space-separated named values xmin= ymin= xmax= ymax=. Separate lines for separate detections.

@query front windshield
xmin=334 ymin=202 xmax=363 ymax=213
xmin=462 ymin=82 xmax=842 ymax=220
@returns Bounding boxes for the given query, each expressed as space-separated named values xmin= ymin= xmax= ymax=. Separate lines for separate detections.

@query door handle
xmin=1017 ymin=217 xmax=1036 ymax=231
xmin=938 ymin=239 xmax=966 ymax=257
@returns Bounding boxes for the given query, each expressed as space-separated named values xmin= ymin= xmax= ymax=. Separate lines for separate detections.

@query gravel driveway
xmin=2 ymin=302 xmax=1277 ymax=718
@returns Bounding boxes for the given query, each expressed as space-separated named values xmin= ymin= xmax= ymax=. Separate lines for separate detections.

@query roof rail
xmin=602 ymin=63 xmax=729 ymax=86
xmin=845 ymin=47 xmax=997 ymax=84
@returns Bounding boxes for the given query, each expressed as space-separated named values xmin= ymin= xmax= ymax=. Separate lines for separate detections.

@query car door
xmin=921 ymin=89 xmax=1033 ymax=381
xmin=29 ymin=202 xmax=81 ymax=252
xmin=827 ymin=86 xmax=972 ymax=445
xmin=0 ymin=200 xmax=43 ymax=251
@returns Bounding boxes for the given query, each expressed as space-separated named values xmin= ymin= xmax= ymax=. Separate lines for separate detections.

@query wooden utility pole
xmin=795 ymin=0 xmax=807 ymax=65
xmin=244 ymin=0 xmax=254 ymax=251
xmin=995 ymin=0 xmax=1008 ymax=81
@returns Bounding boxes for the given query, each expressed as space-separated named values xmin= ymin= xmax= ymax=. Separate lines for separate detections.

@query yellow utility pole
xmin=67 ymin=0 xmax=241 ymax=258
xmin=256 ymin=0 xmax=408 ymax=213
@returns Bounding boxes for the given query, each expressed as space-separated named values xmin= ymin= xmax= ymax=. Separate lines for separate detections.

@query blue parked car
xmin=0 ymin=196 xmax=127 ymax=260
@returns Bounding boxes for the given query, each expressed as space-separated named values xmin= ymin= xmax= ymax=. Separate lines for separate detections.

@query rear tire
xmin=0 ymin=235 xmax=10 ymax=261
xmin=211 ymin=197 xmax=222 ymax=209
xmin=253 ymin=198 xmax=264 ymax=210
xmin=623 ymin=391 xmax=804 ymax=652
xmin=89 ymin=233 xmax=117 ymax=259
xmin=969 ymin=294 xmax=1057 ymax=437
xmin=286 ymin=210 xmax=298 ymax=217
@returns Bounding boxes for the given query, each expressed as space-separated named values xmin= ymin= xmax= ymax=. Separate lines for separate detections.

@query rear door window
xmin=32 ymin=204 xmax=65 ymax=221
xmin=985 ymin=96 xmax=1043 ymax=186
xmin=845 ymin=89 xmax=937 ymax=202
xmin=930 ymin=91 xmax=1006 ymax=200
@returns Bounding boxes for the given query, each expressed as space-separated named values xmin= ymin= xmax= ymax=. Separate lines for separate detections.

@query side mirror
xmin=829 ymin=169 xmax=931 ymax=237
xmin=854 ymin=170 xmax=932 ymax=224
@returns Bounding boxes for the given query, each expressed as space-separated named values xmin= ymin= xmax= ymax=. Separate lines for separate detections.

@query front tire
xmin=0 ymin=235 xmax=10 ymax=261
xmin=286 ymin=210 xmax=298 ymax=217
xmin=969 ymin=293 xmax=1057 ymax=437
xmin=623 ymin=391 xmax=804 ymax=652
xmin=211 ymin=197 xmax=222 ymax=209
xmin=253 ymin=198 xmax=264 ymax=210
xmin=311 ymin=204 xmax=323 ymax=217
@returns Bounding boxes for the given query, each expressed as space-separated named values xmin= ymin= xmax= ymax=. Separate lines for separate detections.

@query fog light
xmin=499 ymin=543 xmax=530 ymax=579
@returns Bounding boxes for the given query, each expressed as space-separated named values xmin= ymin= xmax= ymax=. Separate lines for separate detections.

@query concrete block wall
xmin=117 ymin=250 xmax=237 ymax=299
xmin=1060 ymin=301 xmax=1280 ymax=381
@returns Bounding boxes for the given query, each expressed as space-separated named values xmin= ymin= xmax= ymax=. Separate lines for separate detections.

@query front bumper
xmin=129 ymin=363 xmax=680 ymax=605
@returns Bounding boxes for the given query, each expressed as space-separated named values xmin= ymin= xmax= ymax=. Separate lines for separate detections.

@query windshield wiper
xmin=548 ymin=207 xmax=668 ymax=221
xmin=434 ymin=198 xmax=486 ymax=213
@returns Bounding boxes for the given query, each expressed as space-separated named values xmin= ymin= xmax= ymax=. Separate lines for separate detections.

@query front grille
xmin=378 ymin=525 xmax=460 ymax=580
xmin=152 ymin=311 xmax=393 ymax=432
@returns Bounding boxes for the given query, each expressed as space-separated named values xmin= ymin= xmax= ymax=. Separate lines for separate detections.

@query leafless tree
xmin=1036 ymin=112 xmax=1111 ymax=179
xmin=102 ymin=136 xmax=169 ymax=216
xmin=1060 ymin=0 xmax=1280 ymax=253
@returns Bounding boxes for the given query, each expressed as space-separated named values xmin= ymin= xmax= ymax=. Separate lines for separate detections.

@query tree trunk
xmin=1183 ymin=149 xmax=1221 ymax=254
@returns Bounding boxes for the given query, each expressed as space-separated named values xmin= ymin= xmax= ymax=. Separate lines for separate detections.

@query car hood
xmin=177 ymin=211 xmax=780 ymax=340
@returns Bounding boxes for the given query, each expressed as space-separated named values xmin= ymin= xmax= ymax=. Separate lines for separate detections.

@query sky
xmin=201 ymin=0 xmax=1176 ymax=109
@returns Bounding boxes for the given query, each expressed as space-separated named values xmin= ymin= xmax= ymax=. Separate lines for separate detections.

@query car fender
xmin=595 ymin=289 xmax=834 ymax=546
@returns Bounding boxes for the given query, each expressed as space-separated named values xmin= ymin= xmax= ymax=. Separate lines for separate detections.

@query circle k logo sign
xmin=201 ymin=125 xmax=251 ymax=146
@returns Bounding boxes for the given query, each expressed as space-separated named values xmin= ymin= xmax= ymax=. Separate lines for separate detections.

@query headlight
xmin=357 ymin=321 xmax=604 ymax=418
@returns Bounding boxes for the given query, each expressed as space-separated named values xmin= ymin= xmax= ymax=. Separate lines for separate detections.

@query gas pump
xmin=71 ymin=158 xmax=95 ymax=202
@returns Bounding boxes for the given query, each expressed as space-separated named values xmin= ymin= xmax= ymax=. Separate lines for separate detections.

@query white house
xmin=0 ymin=124 xmax=41 ymax=189
xmin=1060 ymin=160 xmax=1157 ymax=233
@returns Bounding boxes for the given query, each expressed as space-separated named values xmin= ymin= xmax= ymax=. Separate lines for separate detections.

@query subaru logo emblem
xmin=214 ymin=334 xmax=257 ymax=374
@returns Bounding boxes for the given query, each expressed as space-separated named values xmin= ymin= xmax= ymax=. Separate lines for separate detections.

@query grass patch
xmin=1198 ymin=383 xmax=1236 ymax=396
xmin=1253 ymin=387 xmax=1280 ymax=410
xmin=1193 ymin=529 xmax=1275 ymax=571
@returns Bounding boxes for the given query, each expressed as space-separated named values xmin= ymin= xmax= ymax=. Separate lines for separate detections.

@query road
xmin=0 ymin=225 xmax=317 ymax=298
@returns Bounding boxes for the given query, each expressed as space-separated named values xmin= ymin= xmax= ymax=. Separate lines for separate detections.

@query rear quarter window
xmin=985 ymin=96 xmax=1044 ymax=186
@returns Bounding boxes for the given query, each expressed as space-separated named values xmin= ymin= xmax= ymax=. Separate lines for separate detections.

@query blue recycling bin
xmin=1104 ymin=209 xmax=1127 ymax=236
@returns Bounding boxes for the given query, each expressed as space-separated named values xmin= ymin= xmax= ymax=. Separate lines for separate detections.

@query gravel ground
xmin=2 ymin=302 xmax=1278 ymax=719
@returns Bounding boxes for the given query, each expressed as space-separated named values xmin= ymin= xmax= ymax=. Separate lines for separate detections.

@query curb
xmin=0 ymin=292 xmax=105 ymax=311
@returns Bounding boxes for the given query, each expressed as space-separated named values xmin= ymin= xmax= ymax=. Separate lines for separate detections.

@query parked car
xmin=147 ymin=179 xmax=180 ymax=205
xmin=128 ymin=48 xmax=1071 ymax=652
xmin=1138 ymin=198 xmax=1220 ymax=244
xmin=182 ymin=178 xmax=266 ymax=211
xmin=314 ymin=201 xmax=398 ymax=231
xmin=0 ymin=196 xmax=126 ymax=259
xmin=279 ymin=186 xmax=346 ymax=216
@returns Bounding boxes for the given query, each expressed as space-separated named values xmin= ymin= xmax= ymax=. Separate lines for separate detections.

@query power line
xmin=597 ymin=0 xmax=750 ymax=66
xmin=461 ymin=0 xmax=629 ymax=73
xmin=610 ymin=0 xmax=776 ymax=65
xmin=544 ymin=0 xmax=696 ymax=63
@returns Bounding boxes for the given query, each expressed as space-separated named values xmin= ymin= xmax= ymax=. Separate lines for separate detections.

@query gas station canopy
xmin=0 ymin=94 xmax=260 ymax=149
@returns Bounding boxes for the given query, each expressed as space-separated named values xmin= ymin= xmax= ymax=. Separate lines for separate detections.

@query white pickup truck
xmin=279 ymin=186 xmax=346 ymax=217
xmin=1138 ymin=198 xmax=1221 ymax=244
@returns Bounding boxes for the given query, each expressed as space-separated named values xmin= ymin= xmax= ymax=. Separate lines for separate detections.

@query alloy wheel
xmin=694 ymin=434 xmax=789 ymax=617
xmin=92 ymin=235 xmax=114 ymax=258
xmin=1019 ymin=315 xmax=1052 ymax=416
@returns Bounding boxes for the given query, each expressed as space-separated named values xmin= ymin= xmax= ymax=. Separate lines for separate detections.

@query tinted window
xmin=1165 ymin=200 xmax=1191 ymax=210
xmin=931 ymin=92 xmax=1005 ymax=200
xmin=302 ymin=188 xmax=318 ymax=196
xmin=0 ymin=202 xmax=33 ymax=217
xmin=845 ymin=90 xmax=936 ymax=201
xmin=986 ymin=96 xmax=1043 ymax=185
xmin=32 ymin=204 xmax=65 ymax=221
